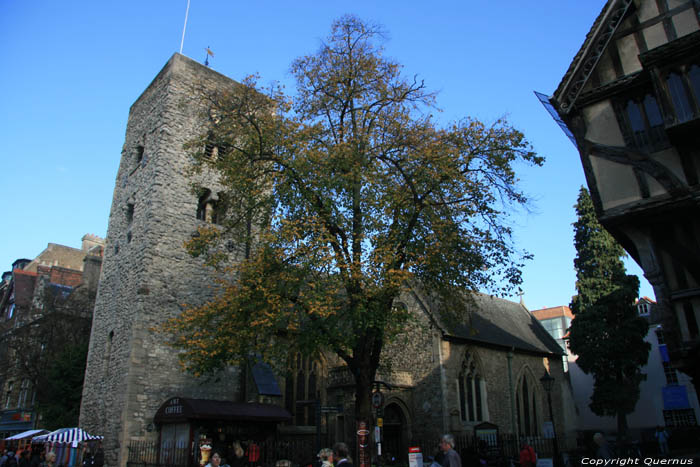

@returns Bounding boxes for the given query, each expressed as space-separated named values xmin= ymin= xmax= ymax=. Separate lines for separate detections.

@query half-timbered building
xmin=541 ymin=0 xmax=700 ymax=398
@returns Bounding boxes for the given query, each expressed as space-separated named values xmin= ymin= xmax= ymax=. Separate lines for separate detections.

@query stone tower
xmin=80 ymin=54 xmax=241 ymax=467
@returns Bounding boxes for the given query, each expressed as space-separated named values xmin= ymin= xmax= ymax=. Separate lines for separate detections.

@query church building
xmin=79 ymin=53 xmax=573 ymax=467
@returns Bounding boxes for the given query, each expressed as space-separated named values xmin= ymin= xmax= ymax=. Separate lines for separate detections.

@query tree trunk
xmin=617 ymin=410 xmax=628 ymax=442
xmin=352 ymin=359 xmax=377 ymax=467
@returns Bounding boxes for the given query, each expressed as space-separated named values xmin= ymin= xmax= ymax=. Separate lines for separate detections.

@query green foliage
xmin=167 ymin=15 xmax=542 ymax=418
xmin=568 ymin=187 xmax=650 ymax=431
xmin=35 ymin=342 xmax=89 ymax=430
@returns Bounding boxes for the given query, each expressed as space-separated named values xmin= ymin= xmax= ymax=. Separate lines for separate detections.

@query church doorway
xmin=382 ymin=402 xmax=407 ymax=463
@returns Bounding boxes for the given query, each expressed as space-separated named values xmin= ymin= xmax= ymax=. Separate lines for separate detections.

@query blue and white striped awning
xmin=31 ymin=428 xmax=102 ymax=448
xmin=4 ymin=429 xmax=49 ymax=441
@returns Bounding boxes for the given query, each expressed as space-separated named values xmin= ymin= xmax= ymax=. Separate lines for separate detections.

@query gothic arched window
xmin=284 ymin=354 xmax=324 ymax=426
xmin=458 ymin=352 xmax=486 ymax=422
xmin=516 ymin=372 xmax=540 ymax=436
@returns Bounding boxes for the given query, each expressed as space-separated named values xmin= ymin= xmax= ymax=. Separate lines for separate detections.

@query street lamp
xmin=540 ymin=370 xmax=561 ymax=467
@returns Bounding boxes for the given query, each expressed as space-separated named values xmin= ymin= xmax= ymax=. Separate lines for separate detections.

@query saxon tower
xmin=80 ymin=54 xmax=241 ymax=466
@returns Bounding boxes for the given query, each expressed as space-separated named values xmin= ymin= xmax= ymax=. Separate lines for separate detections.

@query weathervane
xmin=204 ymin=47 xmax=214 ymax=66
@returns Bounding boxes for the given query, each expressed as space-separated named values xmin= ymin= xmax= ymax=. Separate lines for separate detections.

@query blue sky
xmin=0 ymin=1 xmax=653 ymax=310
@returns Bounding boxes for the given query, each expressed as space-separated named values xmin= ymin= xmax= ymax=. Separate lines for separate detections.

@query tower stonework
xmin=80 ymin=54 xmax=241 ymax=467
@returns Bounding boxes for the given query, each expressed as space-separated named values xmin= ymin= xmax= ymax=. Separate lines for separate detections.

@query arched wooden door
xmin=382 ymin=403 xmax=407 ymax=463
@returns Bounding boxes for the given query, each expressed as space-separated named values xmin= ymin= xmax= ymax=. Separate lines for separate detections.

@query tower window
xmin=136 ymin=145 xmax=145 ymax=164
xmin=126 ymin=203 xmax=134 ymax=225
xmin=196 ymin=189 xmax=221 ymax=224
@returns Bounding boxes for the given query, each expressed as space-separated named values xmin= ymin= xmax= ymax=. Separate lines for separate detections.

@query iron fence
xmin=127 ymin=438 xmax=316 ymax=467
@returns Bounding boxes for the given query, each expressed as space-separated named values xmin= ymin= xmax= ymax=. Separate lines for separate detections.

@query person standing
xmin=39 ymin=452 xmax=55 ymax=467
xmin=593 ymin=433 xmax=613 ymax=459
xmin=17 ymin=451 xmax=29 ymax=467
xmin=654 ymin=426 xmax=670 ymax=456
xmin=333 ymin=442 xmax=354 ymax=467
xmin=317 ymin=448 xmax=334 ymax=467
xmin=518 ymin=441 xmax=536 ymax=467
xmin=439 ymin=434 xmax=462 ymax=467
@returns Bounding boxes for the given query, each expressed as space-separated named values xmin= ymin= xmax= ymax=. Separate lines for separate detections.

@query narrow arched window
xmin=516 ymin=373 xmax=540 ymax=436
xmin=284 ymin=353 xmax=324 ymax=427
xmin=196 ymin=189 xmax=221 ymax=224
xmin=457 ymin=353 xmax=487 ymax=423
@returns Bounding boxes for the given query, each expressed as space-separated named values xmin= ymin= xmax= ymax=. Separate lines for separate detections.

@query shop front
xmin=154 ymin=397 xmax=292 ymax=467
xmin=0 ymin=410 xmax=36 ymax=440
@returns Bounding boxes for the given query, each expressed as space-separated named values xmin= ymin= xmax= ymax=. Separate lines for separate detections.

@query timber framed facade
xmin=545 ymin=0 xmax=700 ymax=403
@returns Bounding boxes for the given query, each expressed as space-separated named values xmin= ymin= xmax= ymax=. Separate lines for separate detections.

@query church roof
xmin=428 ymin=293 xmax=565 ymax=356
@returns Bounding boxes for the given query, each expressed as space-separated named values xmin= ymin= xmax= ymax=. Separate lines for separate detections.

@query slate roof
xmin=252 ymin=360 xmax=282 ymax=397
xmin=426 ymin=292 xmax=565 ymax=356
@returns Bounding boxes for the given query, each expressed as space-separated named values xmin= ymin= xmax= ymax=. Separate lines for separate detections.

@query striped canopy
xmin=4 ymin=429 xmax=49 ymax=441
xmin=32 ymin=428 xmax=102 ymax=447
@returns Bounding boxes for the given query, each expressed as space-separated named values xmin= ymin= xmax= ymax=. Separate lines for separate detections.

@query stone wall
xmin=80 ymin=54 xmax=244 ymax=467
xmin=330 ymin=288 xmax=573 ymax=452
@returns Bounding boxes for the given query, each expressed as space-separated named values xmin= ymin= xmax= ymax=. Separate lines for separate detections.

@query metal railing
xmin=127 ymin=438 xmax=316 ymax=467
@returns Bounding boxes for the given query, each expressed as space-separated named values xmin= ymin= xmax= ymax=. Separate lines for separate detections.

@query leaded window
xmin=285 ymin=354 xmax=322 ymax=426
xmin=617 ymin=93 xmax=668 ymax=152
xmin=516 ymin=372 xmax=540 ymax=436
xmin=458 ymin=352 xmax=486 ymax=422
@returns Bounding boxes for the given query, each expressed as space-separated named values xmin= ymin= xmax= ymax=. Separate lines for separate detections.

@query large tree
xmin=568 ymin=187 xmax=650 ymax=438
xmin=165 ymin=16 xmax=541 ymax=431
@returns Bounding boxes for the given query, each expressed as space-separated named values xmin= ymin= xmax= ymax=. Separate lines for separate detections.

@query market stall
xmin=32 ymin=428 xmax=103 ymax=467
xmin=2 ymin=429 xmax=50 ymax=453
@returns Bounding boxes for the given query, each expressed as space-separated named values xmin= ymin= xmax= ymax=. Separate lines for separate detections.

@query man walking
xmin=439 ymin=434 xmax=462 ymax=467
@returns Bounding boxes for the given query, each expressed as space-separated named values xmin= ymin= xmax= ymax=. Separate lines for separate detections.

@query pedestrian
xmin=333 ymin=442 xmax=353 ymax=467
xmin=439 ymin=434 xmax=462 ymax=467
xmin=230 ymin=441 xmax=246 ymax=467
xmin=92 ymin=444 xmax=103 ymax=467
xmin=593 ymin=433 xmax=613 ymax=459
xmin=0 ymin=449 xmax=9 ymax=467
xmin=29 ymin=448 xmax=41 ymax=467
xmin=81 ymin=448 xmax=94 ymax=467
xmin=654 ymin=426 xmax=670 ymax=456
xmin=518 ymin=440 xmax=536 ymax=467
xmin=245 ymin=441 xmax=260 ymax=465
xmin=317 ymin=448 xmax=333 ymax=467
xmin=18 ymin=450 xmax=30 ymax=467
xmin=5 ymin=452 xmax=18 ymax=467
xmin=39 ymin=452 xmax=55 ymax=467
xmin=205 ymin=451 xmax=222 ymax=467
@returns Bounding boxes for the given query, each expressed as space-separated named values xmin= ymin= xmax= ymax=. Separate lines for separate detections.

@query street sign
xmin=372 ymin=391 xmax=384 ymax=408
xmin=320 ymin=405 xmax=343 ymax=413
xmin=408 ymin=447 xmax=422 ymax=467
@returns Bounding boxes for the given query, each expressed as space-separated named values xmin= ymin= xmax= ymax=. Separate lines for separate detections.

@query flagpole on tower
xmin=179 ymin=0 xmax=191 ymax=54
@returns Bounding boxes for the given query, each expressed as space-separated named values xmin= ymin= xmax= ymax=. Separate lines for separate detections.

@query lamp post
xmin=540 ymin=370 xmax=561 ymax=467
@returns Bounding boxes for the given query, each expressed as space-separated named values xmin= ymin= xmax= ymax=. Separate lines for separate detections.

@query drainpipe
xmin=507 ymin=348 xmax=517 ymax=435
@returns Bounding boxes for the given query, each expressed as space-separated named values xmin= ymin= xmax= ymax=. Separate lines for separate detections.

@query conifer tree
xmin=568 ymin=187 xmax=650 ymax=439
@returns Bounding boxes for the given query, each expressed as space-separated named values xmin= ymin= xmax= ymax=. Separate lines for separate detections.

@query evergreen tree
xmin=568 ymin=187 xmax=650 ymax=439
